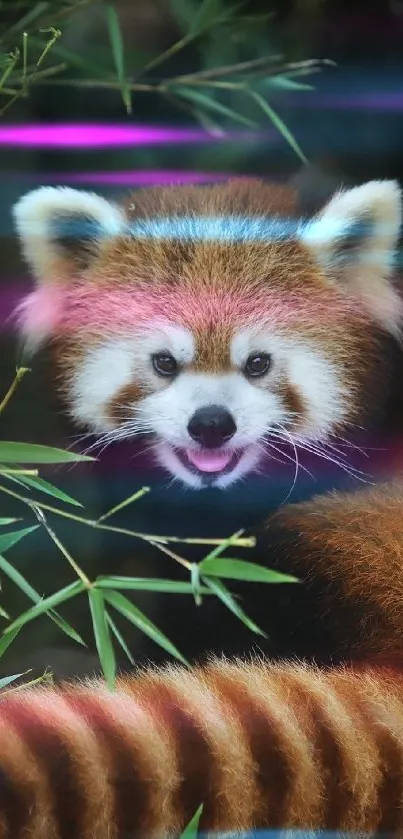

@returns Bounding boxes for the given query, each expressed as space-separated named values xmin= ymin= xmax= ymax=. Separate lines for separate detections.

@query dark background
xmin=0 ymin=0 xmax=402 ymax=679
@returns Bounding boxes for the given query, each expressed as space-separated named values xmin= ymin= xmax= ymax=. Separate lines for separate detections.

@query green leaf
xmin=203 ymin=577 xmax=266 ymax=636
xmin=173 ymin=86 xmax=258 ymax=129
xmin=201 ymin=530 xmax=246 ymax=563
xmin=0 ymin=526 xmax=38 ymax=554
xmin=0 ymin=626 xmax=20 ymax=659
xmin=199 ymin=558 xmax=298 ymax=583
xmin=88 ymin=589 xmax=116 ymax=690
xmin=95 ymin=576 xmax=212 ymax=594
xmin=0 ymin=672 xmax=26 ymax=690
xmin=0 ymin=551 xmax=85 ymax=645
xmin=105 ymin=3 xmax=131 ymax=114
xmin=0 ymin=605 xmax=9 ymax=620
xmin=188 ymin=0 xmax=223 ymax=35
xmin=0 ymin=518 xmax=20 ymax=526
xmin=29 ymin=35 xmax=113 ymax=79
xmin=191 ymin=107 xmax=225 ymax=137
xmin=190 ymin=563 xmax=202 ymax=606
xmin=189 ymin=0 xmax=245 ymax=35
xmin=248 ymin=89 xmax=307 ymax=163
xmin=9 ymin=473 xmax=83 ymax=507
xmin=180 ymin=804 xmax=204 ymax=838
xmin=43 ymin=611 xmax=85 ymax=646
xmin=103 ymin=590 xmax=188 ymax=665
xmin=169 ymin=0 xmax=198 ymax=31
xmin=106 ymin=612 xmax=134 ymax=665
xmin=0 ymin=442 xmax=94 ymax=464
xmin=4 ymin=580 xmax=86 ymax=634
xmin=1 ymin=473 xmax=32 ymax=490
xmin=263 ymin=75 xmax=315 ymax=92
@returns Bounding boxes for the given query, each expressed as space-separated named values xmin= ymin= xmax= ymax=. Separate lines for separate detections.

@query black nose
xmin=187 ymin=405 xmax=237 ymax=449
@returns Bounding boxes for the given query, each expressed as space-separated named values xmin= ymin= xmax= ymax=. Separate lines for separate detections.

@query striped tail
xmin=1 ymin=658 xmax=403 ymax=838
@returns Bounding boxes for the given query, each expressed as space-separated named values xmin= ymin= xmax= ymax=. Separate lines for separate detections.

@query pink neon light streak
xmin=49 ymin=170 xmax=232 ymax=186
xmin=0 ymin=124 xmax=263 ymax=148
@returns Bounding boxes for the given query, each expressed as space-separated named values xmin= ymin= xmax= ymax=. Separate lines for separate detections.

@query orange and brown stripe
xmin=1 ymin=660 xmax=403 ymax=837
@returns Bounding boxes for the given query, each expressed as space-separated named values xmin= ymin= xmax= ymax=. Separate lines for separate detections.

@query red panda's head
xmin=12 ymin=178 xmax=403 ymax=488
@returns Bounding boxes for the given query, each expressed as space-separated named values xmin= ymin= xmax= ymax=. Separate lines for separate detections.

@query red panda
xmin=3 ymin=175 xmax=403 ymax=836
xmin=12 ymin=177 xmax=403 ymax=490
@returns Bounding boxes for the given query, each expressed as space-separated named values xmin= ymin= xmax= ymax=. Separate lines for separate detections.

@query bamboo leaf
xmin=106 ymin=612 xmax=134 ymax=665
xmin=0 ymin=526 xmax=38 ymax=554
xmin=29 ymin=34 xmax=112 ymax=79
xmin=0 ymin=672 xmax=26 ymax=690
xmin=9 ymin=473 xmax=83 ymax=507
xmin=173 ymin=85 xmax=258 ymax=128
xmin=190 ymin=563 xmax=202 ymax=605
xmin=199 ymin=558 xmax=298 ymax=583
xmin=88 ymin=589 xmax=116 ymax=689
xmin=203 ymin=577 xmax=266 ymax=636
xmin=263 ymin=75 xmax=315 ymax=92
xmin=105 ymin=3 xmax=131 ymax=114
xmin=0 ymin=519 xmax=20 ymax=526
xmin=103 ymin=590 xmax=188 ymax=665
xmin=0 ymin=553 xmax=85 ymax=645
xmin=200 ymin=529 xmax=246 ymax=563
xmin=248 ymin=89 xmax=307 ymax=163
xmin=4 ymin=580 xmax=86 ymax=634
xmin=190 ymin=0 xmax=246 ymax=35
xmin=0 ymin=442 xmax=94 ymax=464
xmin=180 ymin=804 xmax=204 ymax=838
xmin=0 ymin=605 xmax=9 ymax=619
xmin=95 ymin=576 xmax=211 ymax=594
xmin=42 ymin=611 xmax=85 ymax=645
xmin=0 ymin=626 xmax=20 ymax=659
xmin=188 ymin=0 xmax=223 ymax=35
xmin=170 ymin=0 xmax=198 ymax=31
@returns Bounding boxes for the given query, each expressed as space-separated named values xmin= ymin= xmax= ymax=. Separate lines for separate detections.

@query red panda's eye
xmin=152 ymin=352 xmax=178 ymax=377
xmin=244 ymin=352 xmax=271 ymax=378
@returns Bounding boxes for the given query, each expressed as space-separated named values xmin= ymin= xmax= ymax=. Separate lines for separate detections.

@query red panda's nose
xmin=187 ymin=406 xmax=237 ymax=449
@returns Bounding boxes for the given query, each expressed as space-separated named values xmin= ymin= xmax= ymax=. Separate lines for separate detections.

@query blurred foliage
xmin=0 ymin=0 xmax=332 ymax=160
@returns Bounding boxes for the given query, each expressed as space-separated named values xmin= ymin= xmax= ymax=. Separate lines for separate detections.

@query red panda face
xmin=13 ymin=179 xmax=403 ymax=488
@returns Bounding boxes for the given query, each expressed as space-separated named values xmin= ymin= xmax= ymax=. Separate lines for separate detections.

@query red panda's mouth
xmin=176 ymin=447 xmax=243 ymax=476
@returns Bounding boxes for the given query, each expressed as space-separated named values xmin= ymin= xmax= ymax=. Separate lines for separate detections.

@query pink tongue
xmin=186 ymin=449 xmax=233 ymax=473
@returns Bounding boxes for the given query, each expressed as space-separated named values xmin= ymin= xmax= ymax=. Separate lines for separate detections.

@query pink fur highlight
xmin=18 ymin=282 xmax=364 ymax=342
xmin=18 ymin=285 xmax=66 ymax=340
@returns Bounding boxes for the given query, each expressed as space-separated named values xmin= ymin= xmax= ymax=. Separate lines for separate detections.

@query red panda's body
xmin=4 ymin=175 xmax=403 ymax=836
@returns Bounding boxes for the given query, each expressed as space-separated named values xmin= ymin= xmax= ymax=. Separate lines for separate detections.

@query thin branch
xmin=0 ymin=482 xmax=254 ymax=549
xmin=96 ymin=487 xmax=150 ymax=524
xmin=147 ymin=539 xmax=192 ymax=571
xmin=30 ymin=505 xmax=91 ymax=588
xmin=0 ymin=368 xmax=30 ymax=416
xmin=176 ymin=54 xmax=283 ymax=82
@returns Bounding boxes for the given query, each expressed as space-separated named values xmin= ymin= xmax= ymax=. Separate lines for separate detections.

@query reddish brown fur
xmin=266 ymin=482 xmax=403 ymax=656
xmin=48 ymin=178 xmax=391 ymax=429
xmin=3 ymin=656 xmax=403 ymax=837
xmin=107 ymin=382 xmax=148 ymax=425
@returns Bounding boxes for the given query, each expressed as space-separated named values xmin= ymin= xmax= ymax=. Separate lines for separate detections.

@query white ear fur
xmin=13 ymin=186 xmax=127 ymax=283
xmin=300 ymin=180 xmax=403 ymax=336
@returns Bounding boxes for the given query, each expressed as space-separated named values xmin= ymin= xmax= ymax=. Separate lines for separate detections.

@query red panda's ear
xmin=12 ymin=187 xmax=127 ymax=284
xmin=300 ymin=180 xmax=403 ymax=337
